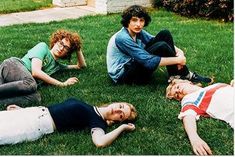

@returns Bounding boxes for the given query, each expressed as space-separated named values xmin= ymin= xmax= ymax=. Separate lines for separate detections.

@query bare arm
xmin=183 ymin=115 xmax=212 ymax=155
xmin=31 ymin=58 xmax=78 ymax=87
xmin=159 ymin=55 xmax=186 ymax=67
xmin=91 ymin=123 xmax=135 ymax=148
xmin=174 ymin=46 xmax=185 ymax=70
xmin=67 ymin=50 xmax=87 ymax=69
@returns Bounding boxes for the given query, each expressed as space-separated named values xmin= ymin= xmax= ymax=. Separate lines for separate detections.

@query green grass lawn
xmin=0 ymin=9 xmax=233 ymax=155
xmin=0 ymin=0 xmax=52 ymax=14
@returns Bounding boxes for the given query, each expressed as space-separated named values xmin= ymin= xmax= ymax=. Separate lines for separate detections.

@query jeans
xmin=0 ymin=106 xmax=54 ymax=145
xmin=0 ymin=57 xmax=41 ymax=105
xmin=145 ymin=29 xmax=190 ymax=76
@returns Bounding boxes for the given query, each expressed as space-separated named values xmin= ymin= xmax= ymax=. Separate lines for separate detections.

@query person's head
xmin=121 ymin=5 xmax=151 ymax=28
xmin=166 ymin=79 xmax=201 ymax=101
xmin=50 ymin=29 xmax=81 ymax=61
xmin=101 ymin=102 xmax=137 ymax=126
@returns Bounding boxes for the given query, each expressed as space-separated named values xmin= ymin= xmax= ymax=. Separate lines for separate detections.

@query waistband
xmin=36 ymin=106 xmax=55 ymax=134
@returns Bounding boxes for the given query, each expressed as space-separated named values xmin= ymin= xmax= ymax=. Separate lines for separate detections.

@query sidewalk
xmin=0 ymin=6 xmax=96 ymax=27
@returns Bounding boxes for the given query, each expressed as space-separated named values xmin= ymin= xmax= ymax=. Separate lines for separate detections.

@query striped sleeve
xmin=178 ymin=104 xmax=206 ymax=120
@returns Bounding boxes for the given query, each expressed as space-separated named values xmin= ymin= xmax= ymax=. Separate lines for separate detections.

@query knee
xmin=27 ymin=92 xmax=41 ymax=104
xmin=21 ymin=79 xmax=37 ymax=93
xmin=158 ymin=29 xmax=172 ymax=37
xmin=157 ymin=41 xmax=175 ymax=56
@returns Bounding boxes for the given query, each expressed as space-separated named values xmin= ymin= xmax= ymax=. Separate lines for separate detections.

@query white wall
xmin=106 ymin=0 xmax=153 ymax=13
xmin=53 ymin=0 xmax=154 ymax=13
xmin=53 ymin=0 xmax=87 ymax=7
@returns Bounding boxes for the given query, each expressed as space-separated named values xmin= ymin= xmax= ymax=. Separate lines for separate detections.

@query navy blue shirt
xmin=48 ymin=98 xmax=107 ymax=132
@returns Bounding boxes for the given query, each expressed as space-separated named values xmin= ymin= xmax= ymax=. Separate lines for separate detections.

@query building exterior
xmin=53 ymin=0 xmax=154 ymax=14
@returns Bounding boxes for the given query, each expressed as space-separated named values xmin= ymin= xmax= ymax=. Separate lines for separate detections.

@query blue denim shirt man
xmin=106 ymin=5 xmax=212 ymax=84
xmin=107 ymin=27 xmax=160 ymax=83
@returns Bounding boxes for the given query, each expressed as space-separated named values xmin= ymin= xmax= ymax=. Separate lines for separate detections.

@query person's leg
xmin=145 ymin=29 xmax=190 ymax=77
xmin=0 ymin=57 xmax=38 ymax=98
xmin=145 ymin=30 xmax=212 ymax=83
xmin=0 ymin=92 xmax=41 ymax=106
xmin=0 ymin=107 xmax=54 ymax=145
xmin=117 ymin=61 xmax=153 ymax=84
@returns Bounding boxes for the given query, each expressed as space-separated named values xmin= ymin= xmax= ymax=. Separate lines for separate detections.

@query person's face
xmin=127 ymin=16 xmax=145 ymax=35
xmin=52 ymin=38 xmax=71 ymax=59
xmin=169 ymin=82 xmax=192 ymax=101
xmin=107 ymin=102 xmax=131 ymax=122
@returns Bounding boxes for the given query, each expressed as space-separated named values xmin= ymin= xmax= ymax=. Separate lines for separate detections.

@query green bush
xmin=154 ymin=0 xmax=234 ymax=22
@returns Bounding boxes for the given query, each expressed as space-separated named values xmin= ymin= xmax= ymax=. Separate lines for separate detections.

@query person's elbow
xmin=31 ymin=69 xmax=41 ymax=78
xmin=80 ymin=63 xmax=87 ymax=68
xmin=93 ymin=140 xmax=108 ymax=148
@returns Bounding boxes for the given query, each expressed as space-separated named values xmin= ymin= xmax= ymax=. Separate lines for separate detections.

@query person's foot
xmin=7 ymin=104 xmax=22 ymax=111
xmin=168 ymin=75 xmax=181 ymax=83
xmin=168 ymin=72 xmax=214 ymax=84
xmin=189 ymin=72 xmax=213 ymax=84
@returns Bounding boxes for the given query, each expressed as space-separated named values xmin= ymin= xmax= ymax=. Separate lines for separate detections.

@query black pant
xmin=145 ymin=29 xmax=189 ymax=76
xmin=118 ymin=29 xmax=190 ymax=84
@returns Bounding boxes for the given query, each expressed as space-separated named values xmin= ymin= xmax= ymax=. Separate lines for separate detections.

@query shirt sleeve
xmin=178 ymin=103 xmax=205 ymax=120
xmin=178 ymin=109 xmax=200 ymax=120
xmin=91 ymin=127 xmax=105 ymax=135
xmin=115 ymin=32 xmax=160 ymax=71
xmin=27 ymin=42 xmax=48 ymax=61
xmin=89 ymin=112 xmax=107 ymax=133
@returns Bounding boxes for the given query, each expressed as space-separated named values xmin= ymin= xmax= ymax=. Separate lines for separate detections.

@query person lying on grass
xmin=0 ymin=98 xmax=137 ymax=147
xmin=106 ymin=5 xmax=212 ymax=85
xmin=0 ymin=29 xmax=86 ymax=106
xmin=166 ymin=79 xmax=234 ymax=155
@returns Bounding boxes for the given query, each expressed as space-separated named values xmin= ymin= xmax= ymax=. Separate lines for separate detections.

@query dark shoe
xmin=190 ymin=72 xmax=213 ymax=83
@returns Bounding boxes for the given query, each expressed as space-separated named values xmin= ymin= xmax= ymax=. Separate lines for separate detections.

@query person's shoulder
xmin=115 ymin=28 xmax=132 ymax=43
xmin=116 ymin=28 xmax=129 ymax=38
xmin=37 ymin=42 xmax=48 ymax=47
xmin=139 ymin=29 xmax=154 ymax=37
xmin=33 ymin=42 xmax=49 ymax=52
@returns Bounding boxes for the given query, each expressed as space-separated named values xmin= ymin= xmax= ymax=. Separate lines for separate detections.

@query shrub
xmin=154 ymin=0 xmax=234 ymax=22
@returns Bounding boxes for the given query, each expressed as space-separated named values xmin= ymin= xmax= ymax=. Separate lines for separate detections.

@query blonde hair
xmin=166 ymin=79 xmax=201 ymax=100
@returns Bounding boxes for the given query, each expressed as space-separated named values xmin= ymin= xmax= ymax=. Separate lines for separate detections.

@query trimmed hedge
xmin=154 ymin=0 xmax=234 ymax=22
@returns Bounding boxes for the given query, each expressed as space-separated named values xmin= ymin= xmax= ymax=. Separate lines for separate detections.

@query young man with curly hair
xmin=0 ymin=29 xmax=86 ymax=106
xmin=106 ymin=5 xmax=212 ymax=84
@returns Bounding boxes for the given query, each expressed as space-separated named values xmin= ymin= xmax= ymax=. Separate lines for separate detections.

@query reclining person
xmin=166 ymin=79 xmax=234 ymax=155
xmin=0 ymin=98 xmax=137 ymax=147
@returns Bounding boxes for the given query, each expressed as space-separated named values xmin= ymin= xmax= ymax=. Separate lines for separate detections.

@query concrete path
xmin=0 ymin=6 xmax=96 ymax=27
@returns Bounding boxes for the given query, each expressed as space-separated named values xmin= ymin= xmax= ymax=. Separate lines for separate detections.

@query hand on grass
xmin=122 ymin=123 xmax=135 ymax=131
xmin=190 ymin=136 xmax=212 ymax=156
xmin=63 ymin=77 xmax=79 ymax=86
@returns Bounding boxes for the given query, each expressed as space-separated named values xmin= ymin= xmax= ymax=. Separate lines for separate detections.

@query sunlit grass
xmin=0 ymin=9 xmax=233 ymax=155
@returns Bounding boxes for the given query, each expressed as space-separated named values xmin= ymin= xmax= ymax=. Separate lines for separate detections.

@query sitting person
xmin=0 ymin=29 xmax=86 ymax=106
xmin=166 ymin=79 xmax=234 ymax=155
xmin=106 ymin=5 xmax=212 ymax=84
xmin=0 ymin=98 xmax=137 ymax=147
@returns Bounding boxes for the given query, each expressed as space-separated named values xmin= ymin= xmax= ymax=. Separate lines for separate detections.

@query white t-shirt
xmin=178 ymin=83 xmax=234 ymax=128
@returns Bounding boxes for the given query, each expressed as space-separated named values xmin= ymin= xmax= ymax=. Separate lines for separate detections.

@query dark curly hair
xmin=50 ymin=29 xmax=81 ymax=61
xmin=121 ymin=5 xmax=151 ymax=28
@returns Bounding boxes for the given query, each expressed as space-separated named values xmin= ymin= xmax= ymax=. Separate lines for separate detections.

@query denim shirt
xmin=106 ymin=27 xmax=161 ymax=83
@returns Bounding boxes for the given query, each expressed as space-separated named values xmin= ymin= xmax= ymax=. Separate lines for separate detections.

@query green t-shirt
xmin=21 ymin=42 xmax=67 ymax=76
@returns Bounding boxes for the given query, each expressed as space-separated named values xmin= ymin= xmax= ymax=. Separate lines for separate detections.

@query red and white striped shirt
xmin=178 ymin=83 xmax=234 ymax=128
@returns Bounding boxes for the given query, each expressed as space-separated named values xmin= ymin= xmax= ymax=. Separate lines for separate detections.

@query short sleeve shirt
xmin=48 ymin=98 xmax=107 ymax=132
xmin=178 ymin=83 xmax=234 ymax=128
xmin=21 ymin=42 xmax=66 ymax=76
